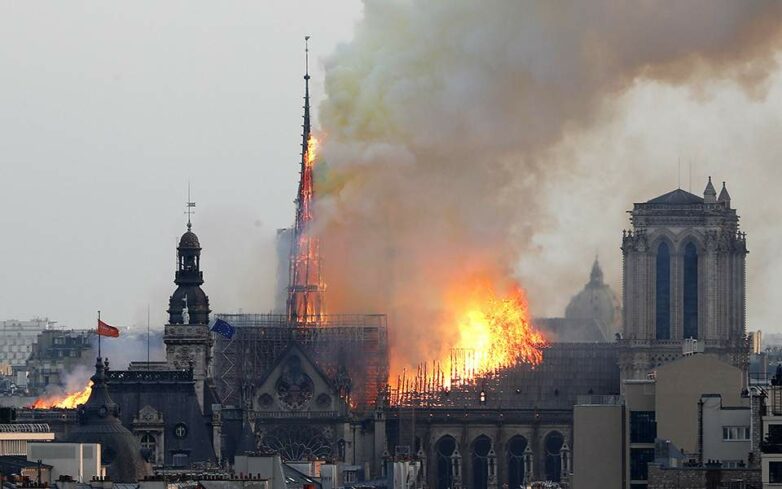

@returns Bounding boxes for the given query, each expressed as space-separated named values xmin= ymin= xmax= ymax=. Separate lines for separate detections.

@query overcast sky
xmin=1 ymin=2 xmax=781 ymax=337
xmin=0 ymin=2 xmax=362 ymax=329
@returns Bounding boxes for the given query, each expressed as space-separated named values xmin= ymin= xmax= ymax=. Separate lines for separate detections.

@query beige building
xmin=573 ymin=353 xmax=750 ymax=489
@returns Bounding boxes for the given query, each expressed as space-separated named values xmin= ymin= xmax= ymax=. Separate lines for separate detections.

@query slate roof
xmin=646 ymin=188 xmax=704 ymax=205
xmin=66 ymin=358 xmax=151 ymax=482
xmin=106 ymin=369 xmax=217 ymax=466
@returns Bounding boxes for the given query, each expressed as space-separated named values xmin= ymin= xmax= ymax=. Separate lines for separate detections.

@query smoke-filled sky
xmin=2 ymin=1 xmax=782 ymax=365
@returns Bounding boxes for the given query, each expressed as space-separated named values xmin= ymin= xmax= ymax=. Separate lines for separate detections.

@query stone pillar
xmin=451 ymin=447 xmax=463 ymax=489
xmin=523 ymin=446 xmax=533 ymax=486
xmin=487 ymin=445 xmax=498 ymax=489
xmin=211 ymin=404 xmax=222 ymax=463
xmin=560 ymin=442 xmax=571 ymax=484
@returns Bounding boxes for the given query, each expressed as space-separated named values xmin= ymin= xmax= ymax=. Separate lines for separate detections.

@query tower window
xmin=683 ymin=242 xmax=698 ymax=339
xmin=655 ymin=242 xmax=671 ymax=340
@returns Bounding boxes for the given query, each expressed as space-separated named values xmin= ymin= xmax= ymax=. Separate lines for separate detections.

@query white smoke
xmin=315 ymin=0 xmax=782 ymax=373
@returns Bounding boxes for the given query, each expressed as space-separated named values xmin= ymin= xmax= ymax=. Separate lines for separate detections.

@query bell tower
xmin=619 ymin=178 xmax=748 ymax=381
xmin=164 ymin=200 xmax=212 ymax=411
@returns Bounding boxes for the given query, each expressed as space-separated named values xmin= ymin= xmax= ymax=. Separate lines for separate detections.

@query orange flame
xmin=445 ymin=281 xmax=546 ymax=384
xmin=401 ymin=277 xmax=548 ymax=391
xmin=30 ymin=382 xmax=92 ymax=409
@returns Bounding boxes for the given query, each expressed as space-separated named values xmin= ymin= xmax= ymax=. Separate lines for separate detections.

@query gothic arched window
xmin=683 ymin=242 xmax=699 ymax=339
xmin=436 ymin=436 xmax=456 ymax=489
xmin=507 ymin=435 xmax=527 ymax=489
xmin=472 ymin=436 xmax=491 ymax=489
xmin=544 ymin=431 xmax=564 ymax=482
xmin=656 ymin=242 xmax=671 ymax=340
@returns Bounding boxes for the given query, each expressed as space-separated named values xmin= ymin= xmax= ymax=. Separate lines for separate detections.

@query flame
xmin=288 ymin=134 xmax=327 ymax=325
xmin=31 ymin=382 xmax=92 ymax=409
xmin=449 ymin=279 xmax=546 ymax=379
xmin=393 ymin=277 xmax=548 ymax=396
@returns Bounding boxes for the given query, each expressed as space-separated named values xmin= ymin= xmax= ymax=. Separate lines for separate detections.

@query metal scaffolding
xmin=213 ymin=313 xmax=388 ymax=411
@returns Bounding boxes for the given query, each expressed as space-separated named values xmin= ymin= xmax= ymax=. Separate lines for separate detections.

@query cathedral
xmin=18 ymin=48 xmax=750 ymax=487
xmin=619 ymin=180 xmax=748 ymax=381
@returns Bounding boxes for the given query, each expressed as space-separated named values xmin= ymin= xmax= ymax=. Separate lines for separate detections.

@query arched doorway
xmin=436 ymin=435 xmax=456 ymax=489
xmin=544 ymin=431 xmax=564 ymax=482
xmin=471 ymin=435 xmax=492 ymax=489
xmin=506 ymin=435 xmax=527 ymax=489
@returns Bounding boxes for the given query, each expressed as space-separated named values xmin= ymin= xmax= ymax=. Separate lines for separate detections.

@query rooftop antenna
xmin=677 ymin=157 xmax=681 ymax=189
xmin=689 ymin=159 xmax=693 ymax=193
xmin=185 ymin=181 xmax=196 ymax=231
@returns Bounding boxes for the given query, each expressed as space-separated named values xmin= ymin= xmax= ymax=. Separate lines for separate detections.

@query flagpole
xmin=97 ymin=310 xmax=101 ymax=359
xmin=147 ymin=304 xmax=150 ymax=369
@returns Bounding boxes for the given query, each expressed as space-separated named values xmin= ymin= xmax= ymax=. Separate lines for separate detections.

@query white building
xmin=0 ymin=318 xmax=56 ymax=367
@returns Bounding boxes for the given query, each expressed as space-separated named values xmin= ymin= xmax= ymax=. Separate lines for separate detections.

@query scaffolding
xmin=213 ymin=313 xmax=388 ymax=411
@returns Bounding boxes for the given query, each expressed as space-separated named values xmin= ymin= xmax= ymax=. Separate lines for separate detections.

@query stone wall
xmin=647 ymin=464 xmax=760 ymax=489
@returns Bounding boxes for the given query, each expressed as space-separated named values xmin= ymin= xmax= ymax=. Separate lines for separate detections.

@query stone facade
xmin=620 ymin=180 xmax=748 ymax=380
xmin=647 ymin=464 xmax=759 ymax=489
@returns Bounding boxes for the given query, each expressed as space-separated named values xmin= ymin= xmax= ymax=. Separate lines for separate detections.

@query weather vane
xmin=186 ymin=182 xmax=196 ymax=231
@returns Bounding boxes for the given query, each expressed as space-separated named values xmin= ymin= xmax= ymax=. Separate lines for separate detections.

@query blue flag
xmin=210 ymin=318 xmax=235 ymax=339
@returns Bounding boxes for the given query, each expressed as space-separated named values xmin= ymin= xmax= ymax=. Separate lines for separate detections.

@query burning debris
xmin=30 ymin=382 xmax=93 ymax=409
xmin=391 ymin=277 xmax=548 ymax=403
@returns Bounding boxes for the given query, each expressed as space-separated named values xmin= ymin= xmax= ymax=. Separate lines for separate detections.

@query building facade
xmin=620 ymin=179 xmax=748 ymax=381
xmin=0 ymin=318 xmax=54 ymax=368
xmin=25 ymin=329 xmax=94 ymax=394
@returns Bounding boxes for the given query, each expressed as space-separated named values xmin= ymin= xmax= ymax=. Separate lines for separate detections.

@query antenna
xmin=678 ymin=157 xmax=681 ymax=189
xmin=689 ymin=160 xmax=693 ymax=192
xmin=185 ymin=181 xmax=196 ymax=230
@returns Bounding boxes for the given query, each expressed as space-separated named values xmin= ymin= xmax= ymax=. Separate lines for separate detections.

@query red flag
xmin=97 ymin=320 xmax=120 ymax=338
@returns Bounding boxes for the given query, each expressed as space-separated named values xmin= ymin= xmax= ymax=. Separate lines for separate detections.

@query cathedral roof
xmin=646 ymin=188 xmax=704 ymax=205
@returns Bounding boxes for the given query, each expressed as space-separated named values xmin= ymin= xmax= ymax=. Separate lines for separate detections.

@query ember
xmin=31 ymin=382 xmax=92 ymax=409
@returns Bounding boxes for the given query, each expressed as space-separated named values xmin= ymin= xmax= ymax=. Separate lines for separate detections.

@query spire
xmin=589 ymin=256 xmax=603 ymax=286
xmin=287 ymin=36 xmax=325 ymax=325
xmin=186 ymin=182 xmax=195 ymax=231
xmin=302 ymin=35 xmax=311 ymax=160
xmin=718 ymin=180 xmax=731 ymax=208
xmin=703 ymin=176 xmax=716 ymax=203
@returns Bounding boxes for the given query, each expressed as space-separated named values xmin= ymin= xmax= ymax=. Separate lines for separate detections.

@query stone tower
xmin=164 ymin=220 xmax=212 ymax=410
xmin=619 ymin=178 xmax=748 ymax=380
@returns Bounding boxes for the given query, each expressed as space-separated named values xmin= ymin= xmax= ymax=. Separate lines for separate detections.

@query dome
xmin=179 ymin=230 xmax=201 ymax=249
xmin=565 ymin=258 xmax=621 ymax=340
xmin=66 ymin=357 xmax=151 ymax=482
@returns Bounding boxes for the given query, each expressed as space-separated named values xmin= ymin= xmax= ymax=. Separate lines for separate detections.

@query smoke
xmin=315 ymin=0 xmax=782 ymax=373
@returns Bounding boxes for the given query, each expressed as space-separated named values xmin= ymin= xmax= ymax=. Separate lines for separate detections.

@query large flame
xmin=392 ymin=277 xmax=548 ymax=397
xmin=30 ymin=382 xmax=92 ymax=409
xmin=442 ymin=278 xmax=547 ymax=386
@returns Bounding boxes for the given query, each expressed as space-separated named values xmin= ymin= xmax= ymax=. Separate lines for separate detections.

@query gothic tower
xmin=164 ymin=218 xmax=213 ymax=410
xmin=619 ymin=178 xmax=748 ymax=380
xmin=286 ymin=36 xmax=326 ymax=325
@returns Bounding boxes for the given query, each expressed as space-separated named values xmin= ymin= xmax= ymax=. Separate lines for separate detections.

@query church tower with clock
xmin=163 ymin=211 xmax=213 ymax=412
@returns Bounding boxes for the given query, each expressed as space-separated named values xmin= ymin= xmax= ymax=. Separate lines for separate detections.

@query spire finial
xmin=304 ymin=35 xmax=311 ymax=81
xmin=185 ymin=182 xmax=196 ymax=231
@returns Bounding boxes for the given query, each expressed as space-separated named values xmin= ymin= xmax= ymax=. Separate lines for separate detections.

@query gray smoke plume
xmin=314 ymin=1 xmax=782 ymax=374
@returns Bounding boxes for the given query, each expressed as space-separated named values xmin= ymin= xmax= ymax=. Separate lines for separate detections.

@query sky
xmin=1 ymin=2 xmax=781 ymax=338
xmin=0 ymin=1 xmax=362 ymax=329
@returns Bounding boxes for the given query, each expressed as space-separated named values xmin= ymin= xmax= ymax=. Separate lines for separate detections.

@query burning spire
xmin=287 ymin=36 xmax=325 ymax=325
